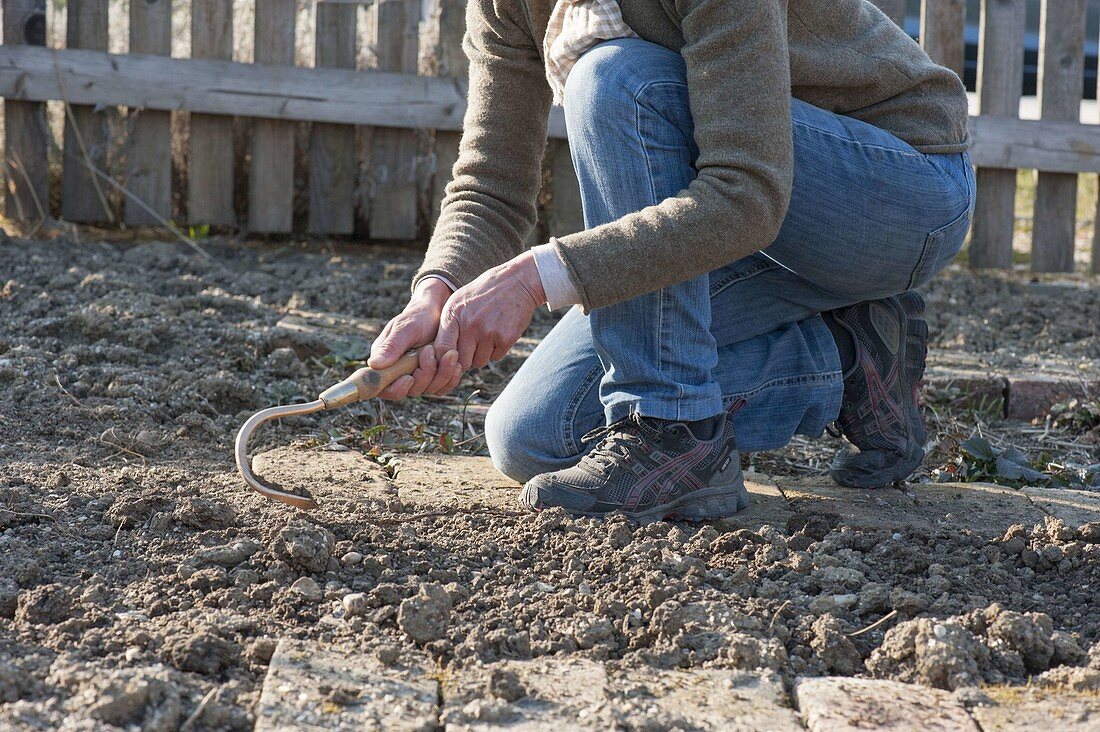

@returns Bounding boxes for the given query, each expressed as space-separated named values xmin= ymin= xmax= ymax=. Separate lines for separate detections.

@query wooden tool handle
xmin=351 ymin=350 xmax=421 ymax=400
xmin=318 ymin=349 xmax=421 ymax=408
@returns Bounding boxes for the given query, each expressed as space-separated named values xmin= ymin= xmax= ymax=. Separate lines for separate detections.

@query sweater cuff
xmin=416 ymin=274 xmax=458 ymax=294
xmin=532 ymin=242 xmax=582 ymax=311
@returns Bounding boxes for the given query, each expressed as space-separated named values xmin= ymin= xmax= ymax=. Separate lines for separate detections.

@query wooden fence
xmin=1 ymin=0 xmax=1099 ymax=274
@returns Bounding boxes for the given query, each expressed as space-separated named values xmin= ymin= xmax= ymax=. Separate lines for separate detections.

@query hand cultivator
xmin=235 ymin=351 xmax=421 ymax=510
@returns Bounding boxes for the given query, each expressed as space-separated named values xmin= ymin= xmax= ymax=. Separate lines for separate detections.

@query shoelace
xmin=581 ymin=414 xmax=662 ymax=472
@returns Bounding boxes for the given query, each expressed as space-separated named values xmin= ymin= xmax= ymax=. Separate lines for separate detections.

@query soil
xmin=1 ymin=234 xmax=1099 ymax=730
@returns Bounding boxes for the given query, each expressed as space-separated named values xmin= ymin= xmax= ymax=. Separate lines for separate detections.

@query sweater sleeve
xmin=413 ymin=0 xmax=553 ymax=292
xmin=554 ymin=0 xmax=794 ymax=312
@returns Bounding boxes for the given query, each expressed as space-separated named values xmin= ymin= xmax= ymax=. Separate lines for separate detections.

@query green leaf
xmin=960 ymin=436 xmax=997 ymax=462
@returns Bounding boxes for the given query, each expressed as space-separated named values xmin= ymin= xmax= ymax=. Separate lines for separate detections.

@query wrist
xmin=414 ymin=277 xmax=453 ymax=306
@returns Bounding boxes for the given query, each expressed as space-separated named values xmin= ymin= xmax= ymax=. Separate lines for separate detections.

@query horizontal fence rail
xmin=0 ymin=0 xmax=1097 ymax=274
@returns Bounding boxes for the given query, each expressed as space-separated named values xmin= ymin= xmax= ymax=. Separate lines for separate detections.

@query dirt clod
xmin=272 ymin=520 xmax=335 ymax=574
xmin=164 ymin=631 xmax=238 ymax=676
xmin=15 ymin=584 xmax=73 ymax=626
xmin=398 ymin=583 xmax=452 ymax=643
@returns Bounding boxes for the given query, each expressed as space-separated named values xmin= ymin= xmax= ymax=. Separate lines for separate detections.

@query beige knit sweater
xmin=415 ymin=0 xmax=970 ymax=312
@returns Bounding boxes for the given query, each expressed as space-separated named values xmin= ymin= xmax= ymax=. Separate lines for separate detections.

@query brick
xmin=1006 ymin=375 xmax=1096 ymax=421
xmin=795 ymin=677 xmax=978 ymax=732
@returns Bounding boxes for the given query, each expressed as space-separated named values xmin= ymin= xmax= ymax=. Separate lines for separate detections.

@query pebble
xmin=341 ymin=551 xmax=363 ymax=566
xmin=342 ymin=592 xmax=369 ymax=617
xmin=290 ymin=577 xmax=322 ymax=602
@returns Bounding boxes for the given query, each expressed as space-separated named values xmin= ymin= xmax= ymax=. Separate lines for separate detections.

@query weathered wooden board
xmin=2 ymin=0 xmax=49 ymax=224
xmin=970 ymin=0 xmax=1025 ymax=270
xmin=921 ymin=0 xmax=967 ymax=78
xmin=61 ymin=0 xmax=112 ymax=224
xmin=967 ymin=115 xmax=1100 ymax=174
xmin=248 ymin=0 xmax=297 ymax=233
xmin=309 ymin=2 xmax=358 ymax=235
xmin=1032 ymin=0 xmax=1086 ymax=272
xmin=188 ymin=0 xmax=235 ymax=226
xmin=255 ymin=639 xmax=438 ymax=731
xmin=796 ymin=677 xmax=978 ymax=732
xmin=368 ymin=0 xmax=422 ymax=240
xmin=126 ymin=0 xmax=173 ymax=226
xmin=429 ymin=0 xmax=469 ymax=228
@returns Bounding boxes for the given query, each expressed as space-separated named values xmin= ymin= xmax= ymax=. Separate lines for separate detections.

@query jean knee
xmin=484 ymin=399 xmax=545 ymax=484
xmin=563 ymin=39 xmax=684 ymax=132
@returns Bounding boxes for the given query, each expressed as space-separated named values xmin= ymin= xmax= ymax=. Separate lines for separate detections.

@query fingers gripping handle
xmin=318 ymin=349 xmax=421 ymax=409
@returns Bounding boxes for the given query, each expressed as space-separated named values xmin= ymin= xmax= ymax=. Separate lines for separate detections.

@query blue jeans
xmin=486 ymin=38 xmax=975 ymax=483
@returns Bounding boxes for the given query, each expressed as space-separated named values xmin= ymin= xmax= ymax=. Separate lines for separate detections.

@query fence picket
xmin=970 ymin=0 xmax=1025 ymax=270
xmin=429 ymin=0 xmax=469 ymax=228
xmin=309 ymin=2 xmax=358 ymax=234
xmin=870 ymin=0 xmax=905 ymax=26
xmin=369 ymin=0 xmax=421 ymax=240
xmin=921 ymin=0 xmax=966 ymax=78
xmin=189 ymin=0 xmax=235 ymax=227
xmin=2 ymin=0 xmax=48 ymax=223
xmin=126 ymin=0 xmax=173 ymax=226
xmin=62 ymin=0 xmax=111 ymax=223
xmin=1032 ymin=0 xmax=1086 ymax=272
xmin=248 ymin=0 xmax=297 ymax=233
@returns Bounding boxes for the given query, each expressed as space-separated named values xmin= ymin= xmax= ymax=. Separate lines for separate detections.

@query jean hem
xmin=605 ymin=397 xmax=725 ymax=425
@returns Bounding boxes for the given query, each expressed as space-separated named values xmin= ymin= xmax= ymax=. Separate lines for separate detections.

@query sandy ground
xmin=1 ymin=234 xmax=1099 ymax=730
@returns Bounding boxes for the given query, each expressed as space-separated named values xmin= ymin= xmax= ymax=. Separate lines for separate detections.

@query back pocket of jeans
xmin=908 ymin=207 xmax=972 ymax=291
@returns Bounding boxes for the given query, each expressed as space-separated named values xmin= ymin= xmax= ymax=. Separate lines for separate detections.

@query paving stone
xmin=272 ymin=309 xmax=386 ymax=361
xmin=250 ymin=446 xmax=391 ymax=508
xmin=442 ymin=660 xmax=801 ymax=731
xmin=441 ymin=658 xmax=611 ymax=730
xmin=254 ymin=639 xmax=438 ymax=731
xmin=775 ymin=477 xmax=934 ymax=533
xmin=610 ymin=668 xmax=802 ymax=731
xmin=713 ymin=474 xmax=794 ymax=531
xmin=904 ymin=482 xmax=1045 ymax=538
xmin=795 ymin=677 xmax=978 ymax=732
xmin=1022 ymin=486 xmax=1100 ymax=530
xmin=393 ymin=454 xmax=521 ymax=512
xmin=970 ymin=687 xmax=1100 ymax=731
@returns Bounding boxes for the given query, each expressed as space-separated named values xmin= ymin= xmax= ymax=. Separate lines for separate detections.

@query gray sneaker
xmin=519 ymin=410 xmax=749 ymax=523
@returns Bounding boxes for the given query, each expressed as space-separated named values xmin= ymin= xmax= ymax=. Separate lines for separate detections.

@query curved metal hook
xmin=234 ymin=400 xmax=327 ymax=510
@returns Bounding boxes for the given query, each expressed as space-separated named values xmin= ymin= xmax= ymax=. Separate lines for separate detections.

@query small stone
xmin=342 ymin=592 xmax=369 ymax=617
xmin=290 ymin=577 xmax=323 ymax=602
xmin=397 ymin=583 xmax=452 ymax=643
xmin=833 ymin=593 xmax=858 ymax=609
xmin=341 ymin=551 xmax=364 ymax=566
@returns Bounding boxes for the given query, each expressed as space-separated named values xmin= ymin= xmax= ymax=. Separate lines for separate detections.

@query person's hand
xmin=368 ymin=278 xmax=461 ymax=400
xmin=431 ymin=251 xmax=546 ymax=394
